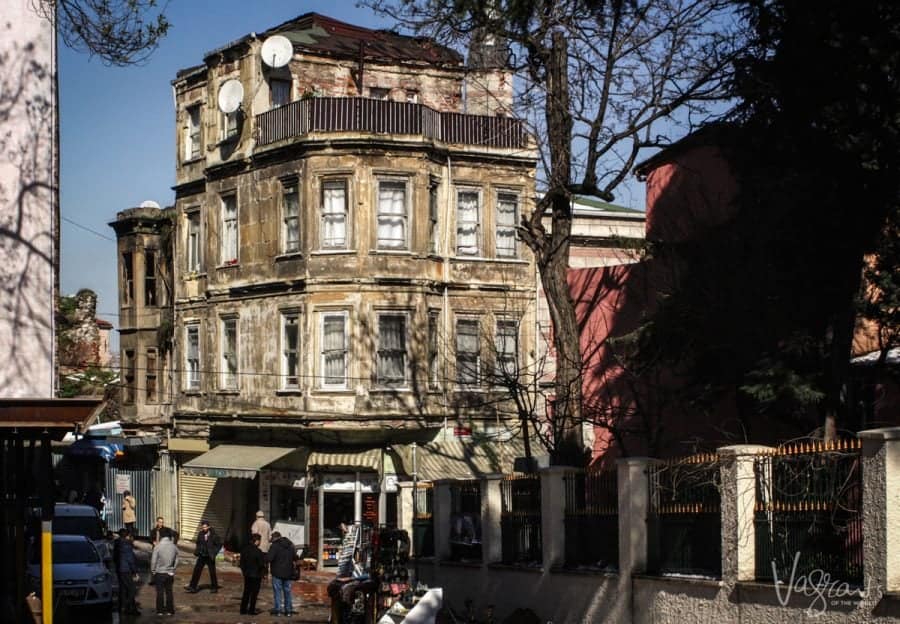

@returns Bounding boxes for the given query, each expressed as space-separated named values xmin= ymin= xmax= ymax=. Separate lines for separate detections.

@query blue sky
xmin=59 ymin=2 xmax=393 ymax=349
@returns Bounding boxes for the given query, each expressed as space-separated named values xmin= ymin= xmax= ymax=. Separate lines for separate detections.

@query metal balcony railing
xmin=255 ymin=96 xmax=528 ymax=149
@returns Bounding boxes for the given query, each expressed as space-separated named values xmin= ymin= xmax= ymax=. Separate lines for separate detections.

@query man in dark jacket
xmin=239 ymin=533 xmax=266 ymax=615
xmin=185 ymin=520 xmax=222 ymax=593
xmin=116 ymin=528 xmax=140 ymax=615
xmin=266 ymin=531 xmax=297 ymax=616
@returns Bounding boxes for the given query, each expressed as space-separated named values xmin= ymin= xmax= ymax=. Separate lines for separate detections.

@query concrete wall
xmin=0 ymin=0 xmax=56 ymax=397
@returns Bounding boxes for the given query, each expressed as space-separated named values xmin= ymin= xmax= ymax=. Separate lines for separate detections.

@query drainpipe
xmin=443 ymin=155 xmax=453 ymax=380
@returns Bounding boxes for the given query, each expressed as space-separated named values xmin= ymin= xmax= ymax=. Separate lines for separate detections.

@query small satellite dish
xmin=140 ymin=200 xmax=161 ymax=209
xmin=261 ymin=35 xmax=293 ymax=69
xmin=218 ymin=79 xmax=244 ymax=114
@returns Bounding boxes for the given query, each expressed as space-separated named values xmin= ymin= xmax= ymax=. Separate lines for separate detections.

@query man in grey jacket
xmin=151 ymin=527 xmax=179 ymax=615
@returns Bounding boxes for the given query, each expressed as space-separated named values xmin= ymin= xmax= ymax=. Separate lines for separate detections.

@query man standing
xmin=150 ymin=527 xmax=178 ymax=616
xmin=266 ymin=531 xmax=297 ymax=616
xmin=150 ymin=516 xmax=166 ymax=545
xmin=122 ymin=490 xmax=137 ymax=535
xmin=251 ymin=510 xmax=272 ymax=553
xmin=116 ymin=529 xmax=140 ymax=615
xmin=239 ymin=533 xmax=266 ymax=615
xmin=185 ymin=520 xmax=222 ymax=593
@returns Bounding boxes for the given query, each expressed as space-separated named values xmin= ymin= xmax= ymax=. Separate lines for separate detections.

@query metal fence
xmin=500 ymin=474 xmax=542 ymax=565
xmin=753 ymin=439 xmax=863 ymax=586
xmin=103 ymin=464 xmax=153 ymax=537
xmin=255 ymin=96 xmax=528 ymax=149
xmin=564 ymin=467 xmax=619 ymax=569
xmin=448 ymin=479 xmax=482 ymax=561
xmin=648 ymin=453 xmax=722 ymax=577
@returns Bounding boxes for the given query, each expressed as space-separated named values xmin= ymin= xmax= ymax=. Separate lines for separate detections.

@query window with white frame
xmin=321 ymin=312 xmax=348 ymax=388
xmin=282 ymin=181 xmax=300 ymax=253
xmin=456 ymin=189 xmax=480 ymax=256
xmin=456 ymin=318 xmax=480 ymax=386
xmin=221 ymin=194 xmax=238 ymax=264
xmin=496 ymin=192 xmax=518 ymax=258
xmin=185 ymin=324 xmax=200 ymax=390
xmin=282 ymin=312 xmax=300 ymax=389
xmin=187 ymin=210 xmax=201 ymax=272
xmin=428 ymin=181 xmax=439 ymax=253
xmin=377 ymin=313 xmax=407 ymax=387
xmin=271 ymin=79 xmax=291 ymax=108
xmin=222 ymin=110 xmax=239 ymax=140
xmin=428 ymin=311 xmax=440 ymax=388
xmin=321 ymin=180 xmax=347 ymax=249
xmin=377 ymin=179 xmax=408 ymax=250
xmin=184 ymin=105 xmax=201 ymax=161
xmin=221 ymin=317 xmax=238 ymax=390
xmin=495 ymin=319 xmax=518 ymax=378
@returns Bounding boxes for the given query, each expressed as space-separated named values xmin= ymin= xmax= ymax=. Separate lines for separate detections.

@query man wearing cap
xmin=251 ymin=510 xmax=272 ymax=553
xmin=185 ymin=519 xmax=222 ymax=593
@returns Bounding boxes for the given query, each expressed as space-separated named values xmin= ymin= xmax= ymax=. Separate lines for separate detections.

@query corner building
xmin=128 ymin=14 xmax=537 ymax=565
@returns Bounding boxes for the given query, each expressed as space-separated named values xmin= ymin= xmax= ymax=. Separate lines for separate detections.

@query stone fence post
xmin=481 ymin=475 xmax=503 ymax=563
xmin=397 ymin=481 xmax=414 ymax=553
xmin=718 ymin=445 xmax=772 ymax=583
xmin=540 ymin=466 xmax=568 ymax=569
xmin=433 ymin=481 xmax=452 ymax=560
xmin=617 ymin=457 xmax=653 ymax=576
xmin=859 ymin=427 xmax=900 ymax=595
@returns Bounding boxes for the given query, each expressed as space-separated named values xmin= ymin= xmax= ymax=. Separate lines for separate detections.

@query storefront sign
xmin=115 ymin=474 xmax=131 ymax=494
xmin=383 ymin=474 xmax=398 ymax=493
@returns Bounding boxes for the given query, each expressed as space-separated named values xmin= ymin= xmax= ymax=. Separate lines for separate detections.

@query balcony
xmin=255 ymin=96 xmax=528 ymax=150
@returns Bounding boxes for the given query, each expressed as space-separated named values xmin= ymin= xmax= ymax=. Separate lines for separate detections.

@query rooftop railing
xmin=255 ymin=96 xmax=528 ymax=150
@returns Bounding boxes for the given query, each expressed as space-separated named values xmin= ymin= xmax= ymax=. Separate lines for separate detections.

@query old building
xmin=112 ymin=13 xmax=537 ymax=561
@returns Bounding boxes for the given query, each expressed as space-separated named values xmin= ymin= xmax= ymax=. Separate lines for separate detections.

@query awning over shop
xmin=182 ymin=445 xmax=298 ymax=479
xmin=308 ymin=448 xmax=381 ymax=471
xmin=405 ymin=436 xmax=528 ymax=481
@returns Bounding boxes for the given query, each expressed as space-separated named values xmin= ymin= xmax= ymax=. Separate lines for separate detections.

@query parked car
xmin=27 ymin=534 xmax=114 ymax=609
xmin=52 ymin=503 xmax=112 ymax=564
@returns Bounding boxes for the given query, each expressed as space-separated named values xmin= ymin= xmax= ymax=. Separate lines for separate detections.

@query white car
xmin=28 ymin=534 xmax=114 ymax=609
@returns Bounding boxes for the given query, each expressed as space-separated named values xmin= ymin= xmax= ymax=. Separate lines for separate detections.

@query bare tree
xmin=365 ymin=0 xmax=746 ymax=463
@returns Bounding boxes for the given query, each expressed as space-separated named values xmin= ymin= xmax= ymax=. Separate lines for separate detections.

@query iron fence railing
xmin=500 ymin=474 xmax=542 ymax=565
xmin=448 ymin=479 xmax=482 ymax=561
xmin=648 ymin=453 xmax=722 ymax=577
xmin=255 ymin=96 xmax=528 ymax=149
xmin=563 ymin=467 xmax=619 ymax=569
xmin=753 ymin=438 xmax=863 ymax=586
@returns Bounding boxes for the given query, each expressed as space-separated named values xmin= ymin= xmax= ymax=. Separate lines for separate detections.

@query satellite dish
xmin=261 ymin=35 xmax=293 ymax=69
xmin=218 ymin=79 xmax=244 ymax=114
xmin=140 ymin=200 xmax=161 ymax=209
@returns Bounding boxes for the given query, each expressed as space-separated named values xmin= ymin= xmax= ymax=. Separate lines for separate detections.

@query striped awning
xmin=182 ymin=445 xmax=298 ymax=479
xmin=307 ymin=448 xmax=382 ymax=471
xmin=405 ymin=436 xmax=528 ymax=481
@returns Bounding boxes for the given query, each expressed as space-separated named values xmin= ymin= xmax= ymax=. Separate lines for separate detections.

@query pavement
xmin=107 ymin=539 xmax=333 ymax=624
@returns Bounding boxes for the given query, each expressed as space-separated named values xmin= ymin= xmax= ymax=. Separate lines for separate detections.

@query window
xmin=406 ymin=90 xmax=419 ymax=104
xmin=369 ymin=87 xmax=390 ymax=100
xmin=146 ymin=349 xmax=158 ymax=403
xmin=282 ymin=312 xmax=300 ymax=389
xmin=496 ymin=320 xmax=518 ymax=378
xmin=321 ymin=312 xmax=348 ymax=388
xmin=187 ymin=210 xmax=201 ymax=271
xmin=456 ymin=318 xmax=480 ymax=386
xmin=428 ymin=181 xmax=439 ymax=253
xmin=144 ymin=250 xmax=157 ymax=306
xmin=456 ymin=189 xmax=480 ymax=256
xmin=221 ymin=194 xmax=238 ymax=264
xmin=185 ymin=324 xmax=200 ymax=390
xmin=377 ymin=180 xmax=408 ymax=250
xmin=184 ymin=105 xmax=201 ymax=161
xmin=222 ymin=110 xmax=239 ymax=140
xmin=282 ymin=182 xmax=300 ymax=253
xmin=271 ymin=79 xmax=291 ymax=108
xmin=496 ymin=192 xmax=518 ymax=258
xmin=123 ymin=350 xmax=135 ymax=404
xmin=221 ymin=317 xmax=238 ymax=390
xmin=428 ymin=312 xmax=440 ymax=388
xmin=122 ymin=252 xmax=134 ymax=305
xmin=321 ymin=180 xmax=347 ymax=249
xmin=377 ymin=313 xmax=407 ymax=387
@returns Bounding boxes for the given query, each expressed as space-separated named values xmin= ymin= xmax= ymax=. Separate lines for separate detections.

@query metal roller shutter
xmin=178 ymin=472 xmax=234 ymax=544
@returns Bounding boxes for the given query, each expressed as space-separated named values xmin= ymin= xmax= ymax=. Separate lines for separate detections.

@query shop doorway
xmin=322 ymin=492 xmax=354 ymax=566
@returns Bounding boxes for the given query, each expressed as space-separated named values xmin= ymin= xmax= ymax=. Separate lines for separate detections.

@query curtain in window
xmin=222 ymin=197 xmax=237 ymax=262
xmin=496 ymin=194 xmax=517 ymax=257
xmin=283 ymin=316 xmax=299 ymax=387
xmin=271 ymin=80 xmax=291 ymax=108
xmin=456 ymin=319 xmax=479 ymax=385
xmin=457 ymin=191 xmax=479 ymax=255
xmin=496 ymin=321 xmax=518 ymax=376
xmin=323 ymin=315 xmax=346 ymax=385
xmin=322 ymin=182 xmax=346 ymax=248
xmin=378 ymin=182 xmax=406 ymax=248
xmin=187 ymin=327 xmax=199 ymax=387
xmin=284 ymin=189 xmax=300 ymax=252
xmin=188 ymin=214 xmax=200 ymax=270
xmin=223 ymin=321 xmax=238 ymax=388
xmin=378 ymin=315 xmax=406 ymax=385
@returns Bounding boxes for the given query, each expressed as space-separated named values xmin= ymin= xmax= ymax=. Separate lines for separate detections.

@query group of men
xmin=115 ymin=510 xmax=301 ymax=617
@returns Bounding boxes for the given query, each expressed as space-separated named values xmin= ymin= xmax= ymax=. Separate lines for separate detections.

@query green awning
xmin=182 ymin=444 xmax=298 ymax=479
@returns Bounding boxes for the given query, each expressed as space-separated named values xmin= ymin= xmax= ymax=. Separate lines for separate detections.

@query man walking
xmin=150 ymin=527 xmax=178 ymax=615
xmin=116 ymin=528 xmax=140 ymax=615
xmin=239 ymin=533 xmax=266 ymax=615
xmin=266 ymin=531 xmax=297 ymax=616
xmin=185 ymin=520 xmax=222 ymax=593
xmin=251 ymin=510 xmax=272 ymax=553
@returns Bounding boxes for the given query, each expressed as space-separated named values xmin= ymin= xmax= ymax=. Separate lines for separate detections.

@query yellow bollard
xmin=41 ymin=521 xmax=52 ymax=624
